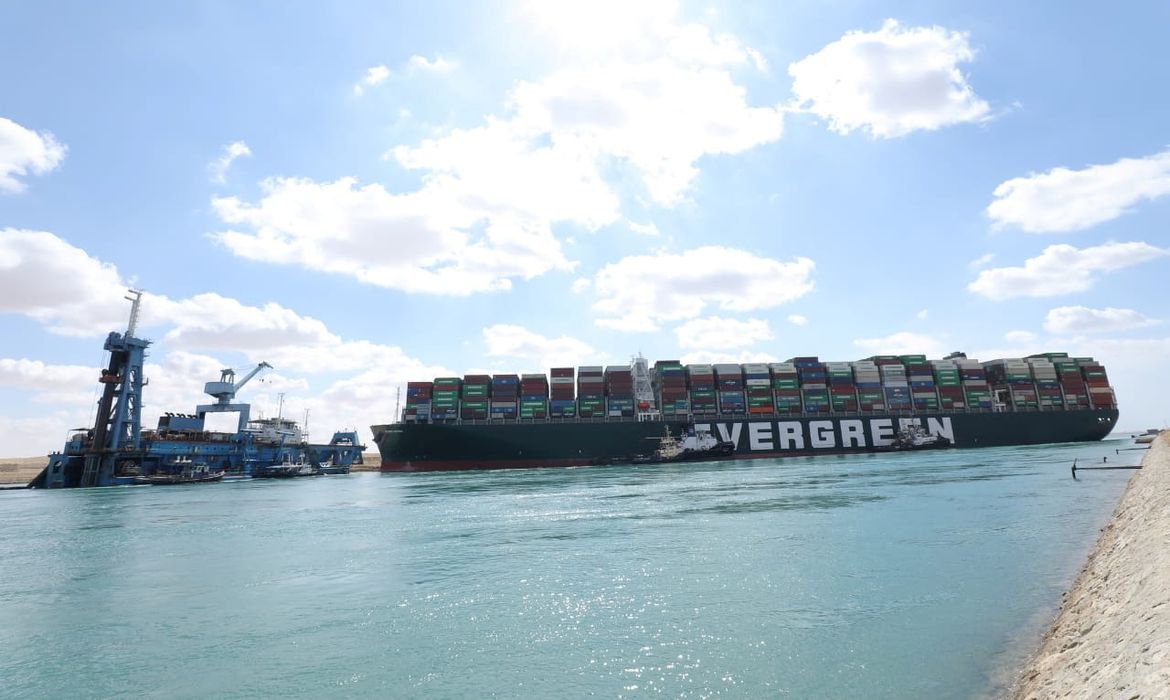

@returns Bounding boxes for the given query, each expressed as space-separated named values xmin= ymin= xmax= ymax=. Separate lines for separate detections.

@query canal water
xmin=0 ymin=440 xmax=1132 ymax=698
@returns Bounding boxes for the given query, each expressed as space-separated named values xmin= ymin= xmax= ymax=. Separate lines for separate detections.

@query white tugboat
xmin=879 ymin=424 xmax=953 ymax=451
xmin=625 ymin=424 xmax=736 ymax=464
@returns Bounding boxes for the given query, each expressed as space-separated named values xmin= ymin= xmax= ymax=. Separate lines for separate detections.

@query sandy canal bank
xmin=0 ymin=453 xmax=384 ymax=485
xmin=1012 ymin=433 xmax=1170 ymax=698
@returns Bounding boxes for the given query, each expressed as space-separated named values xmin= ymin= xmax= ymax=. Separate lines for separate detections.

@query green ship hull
xmin=373 ymin=408 xmax=1119 ymax=472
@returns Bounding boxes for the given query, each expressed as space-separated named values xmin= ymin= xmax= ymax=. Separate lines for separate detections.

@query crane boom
xmin=204 ymin=362 xmax=272 ymax=405
xmin=235 ymin=362 xmax=272 ymax=393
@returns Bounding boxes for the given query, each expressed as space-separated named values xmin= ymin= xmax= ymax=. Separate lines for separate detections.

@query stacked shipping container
xmin=400 ymin=352 xmax=1117 ymax=422
xmin=715 ymin=364 xmax=746 ymax=414
xmin=605 ymin=366 xmax=635 ymax=417
xmin=431 ymin=377 xmax=461 ymax=421
xmin=654 ymin=360 xmax=688 ymax=415
xmin=853 ymin=360 xmax=883 ymax=412
xmin=403 ymin=381 xmax=432 ymax=422
xmin=930 ymin=361 xmax=964 ymax=411
xmin=770 ymin=363 xmax=802 ymax=414
xmin=550 ymin=367 xmax=576 ymax=418
xmin=743 ymin=363 xmax=774 ymax=414
xmin=577 ymin=367 xmax=604 ymax=417
xmin=792 ymin=357 xmax=827 ymax=413
xmin=686 ymin=364 xmax=716 ymax=415
xmin=826 ymin=361 xmax=858 ymax=413
xmin=460 ymin=374 xmax=490 ymax=420
xmin=1079 ymin=358 xmax=1116 ymax=409
xmin=491 ymin=374 xmax=519 ymax=419
xmin=520 ymin=374 xmax=549 ymax=419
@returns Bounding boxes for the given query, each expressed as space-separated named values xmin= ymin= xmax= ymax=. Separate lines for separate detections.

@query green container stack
xmin=460 ymin=374 xmax=490 ymax=419
xmin=432 ymin=377 xmax=461 ymax=420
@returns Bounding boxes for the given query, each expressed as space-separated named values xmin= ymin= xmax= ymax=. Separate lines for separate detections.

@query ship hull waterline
xmin=373 ymin=409 xmax=1119 ymax=472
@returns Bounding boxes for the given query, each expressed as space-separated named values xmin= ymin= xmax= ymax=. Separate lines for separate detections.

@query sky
xmin=2 ymin=1 xmax=1168 ymax=456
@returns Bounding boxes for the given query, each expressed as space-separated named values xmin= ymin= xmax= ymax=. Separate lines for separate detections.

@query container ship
xmin=372 ymin=352 xmax=1118 ymax=471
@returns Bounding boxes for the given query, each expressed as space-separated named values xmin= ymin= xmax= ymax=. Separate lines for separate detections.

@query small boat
xmin=876 ymin=424 xmax=953 ymax=452
xmin=254 ymin=455 xmax=321 ymax=478
xmin=1134 ymin=429 xmax=1162 ymax=445
xmin=134 ymin=461 xmax=225 ymax=485
xmin=317 ymin=460 xmax=351 ymax=475
xmin=613 ymin=425 xmax=736 ymax=465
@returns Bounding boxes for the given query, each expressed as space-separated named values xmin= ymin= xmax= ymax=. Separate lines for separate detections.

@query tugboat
xmin=255 ymin=455 xmax=320 ymax=478
xmin=133 ymin=458 xmax=225 ymax=485
xmin=623 ymin=424 xmax=736 ymax=465
xmin=317 ymin=459 xmax=351 ymax=475
xmin=879 ymin=424 xmax=953 ymax=452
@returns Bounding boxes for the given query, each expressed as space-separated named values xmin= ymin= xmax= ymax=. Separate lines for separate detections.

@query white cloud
xmin=787 ymin=314 xmax=808 ymax=326
xmin=969 ymin=252 xmax=995 ymax=268
xmin=216 ymin=5 xmax=783 ymax=291
xmin=987 ymin=149 xmax=1170 ymax=233
xmin=628 ymin=221 xmax=661 ymax=237
xmin=160 ymin=293 xmax=336 ymax=351
xmin=0 ymin=230 xmax=449 ymax=383
xmin=1004 ymin=330 xmax=1038 ymax=344
xmin=674 ymin=316 xmax=773 ymax=350
xmin=570 ymin=277 xmax=591 ymax=294
xmin=0 ymin=359 xmax=94 ymax=405
xmin=408 ymin=55 xmax=456 ymax=73
xmin=853 ymin=331 xmax=949 ymax=359
xmin=1043 ymin=306 xmax=1162 ymax=335
xmin=353 ymin=65 xmax=390 ymax=96
xmin=522 ymin=0 xmax=759 ymax=69
xmin=208 ymin=141 xmax=252 ymax=184
xmin=968 ymin=242 xmax=1169 ymax=300
xmin=212 ymin=176 xmax=577 ymax=295
xmin=0 ymin=117 xmax=67 ymax=193
xmin=491 ymin=60 xmax=782 ymax=206
xmin=482 ymin=324 xmax=598 ymax=370
xmin=0 ymin=413 xmax=85 ymax=457
xmin=0 ymin=229 xmax=131 ymax=335
xmin=916 ymin=309 xmax=929 ymax=320
xmin=590 ymin=247 xmax=815 ymax=331
xmin=679 ymin=350 xmax=779 ymax=365
xmin=788 ymin=19 xmax=989 ymax=138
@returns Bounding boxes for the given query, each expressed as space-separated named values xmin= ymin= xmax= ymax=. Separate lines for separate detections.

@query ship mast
xmin=631 ymin=353 xmax=659 ymax=420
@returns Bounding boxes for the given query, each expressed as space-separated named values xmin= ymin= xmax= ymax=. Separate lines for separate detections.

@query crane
xmin=204 ymin=362 xmax=272 ymax=405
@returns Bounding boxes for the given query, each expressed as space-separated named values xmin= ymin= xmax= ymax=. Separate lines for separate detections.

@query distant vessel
xmin=1134 ymin=429 xmax=1162 ymax=445
xmin=373 ymin=352 xmax=1118 ymax=472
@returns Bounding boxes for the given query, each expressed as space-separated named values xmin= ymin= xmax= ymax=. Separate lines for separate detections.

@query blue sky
xmin=2 ymin=1 xmax=1168 ymax=455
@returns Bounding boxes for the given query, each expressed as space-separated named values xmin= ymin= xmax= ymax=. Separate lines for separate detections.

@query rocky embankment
xmin=1013 ymin=433 xmax=1170 ymax=698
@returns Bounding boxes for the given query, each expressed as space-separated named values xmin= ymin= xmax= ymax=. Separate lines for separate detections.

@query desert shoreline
xmin=1011 ymin=433 xmax=1169 ymax=698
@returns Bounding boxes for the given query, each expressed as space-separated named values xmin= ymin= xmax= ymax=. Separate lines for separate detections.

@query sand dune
xmin=0 ymin=457 xmax=47 ymax=485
